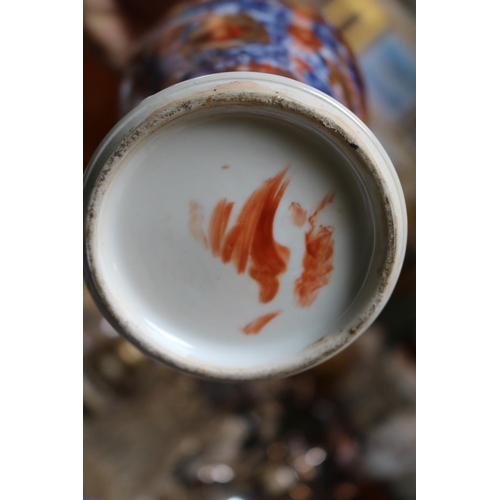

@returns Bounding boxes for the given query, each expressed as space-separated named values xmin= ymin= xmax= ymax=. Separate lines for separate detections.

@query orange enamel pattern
xmin=208 ymin=198 xmax=234 ymax=257
xmin=241 ymin=311 xmax=281 ymax=335
xmin=294 ymin=194 xmax=335 ymax=307
xmin=189 ymin=168 xmax=335 ymax=311
xmin=289 ymin=201 xmax=307 ymax=227
xmin=221 ymin=167 xmax=291 ymax=303
xmin=188 ymin=201 xmax=208 ymax=248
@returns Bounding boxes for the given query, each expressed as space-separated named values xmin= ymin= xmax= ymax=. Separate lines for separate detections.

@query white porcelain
xmin=84 ymin=72 xmax=407 ymax=380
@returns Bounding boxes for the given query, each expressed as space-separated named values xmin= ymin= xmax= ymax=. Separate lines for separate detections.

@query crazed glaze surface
xmin=84 ymin=73 xmax=407 ymax=380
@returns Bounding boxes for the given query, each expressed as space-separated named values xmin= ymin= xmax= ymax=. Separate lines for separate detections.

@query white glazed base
xmin=84 ymin=72 xmax=407 ymax=380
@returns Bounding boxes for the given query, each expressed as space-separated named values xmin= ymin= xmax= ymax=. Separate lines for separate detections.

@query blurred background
xmin=83 ymin=0 xmax=415 ymax=498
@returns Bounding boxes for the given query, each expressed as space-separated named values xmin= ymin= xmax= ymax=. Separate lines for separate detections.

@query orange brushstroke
xmin=241 ymin=311 xmax=281 ymax=335
xmin=208 ymin=198 xmax=234 ymax=257
xmin=221 ymin=168 xmax=290 ymax=303
xmin=188 ymin=201 xmax=208 ymax=249
xmin=294 ymin=195 xmax=335 ymax=307
xmin=289 ymin=202 xmax=307 ymax=227
xmin=315 ymin=193 xmax=335 ymax=212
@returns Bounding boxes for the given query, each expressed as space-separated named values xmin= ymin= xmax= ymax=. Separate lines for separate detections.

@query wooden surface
xmin=83 ymin=47 xmax=120 ymax=170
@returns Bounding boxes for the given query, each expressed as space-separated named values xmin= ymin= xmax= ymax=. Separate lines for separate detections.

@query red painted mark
xmin=241 ymin=311 xmax=281 ymax=335
xmin=289 ymin=201 xmax=307 ymax=227
xmin=221 ymin=165 xmax=230 ymax=169
xmin=190 ymin=168 xmax=290 ymax=303
xmin=294 ymin=194 xmax=335 ymax=307
xmin=189 ymin=169 xmax=335 ymax=309
xmin=209 ymin=198 xmax=234 ymax=257
xmin=221 ymin=167 xmax=291 ymax=303
xmin=188 ymin=201 xmax=208 ymax=249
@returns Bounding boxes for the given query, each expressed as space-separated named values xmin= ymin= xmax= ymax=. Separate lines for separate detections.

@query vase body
xmin=121 ymin=0 xmax=366 ymax=119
